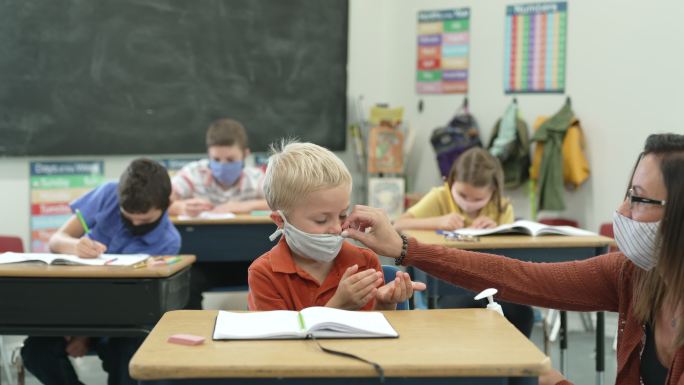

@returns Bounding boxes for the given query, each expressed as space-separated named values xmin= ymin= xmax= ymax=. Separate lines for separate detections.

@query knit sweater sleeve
xmin=404 ymin=238 xmax=624 ymax=312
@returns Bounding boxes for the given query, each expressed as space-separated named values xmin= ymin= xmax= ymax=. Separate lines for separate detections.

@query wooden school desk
xmin=404 ymin=230 xmax=616 ymax=385
xmin=172 ymin=215 xmax=275 ymax=263
xmin=0 ymin=255 xmax=195 ymax=337
xmin=130 ymin=308 xmax=550 ymax=385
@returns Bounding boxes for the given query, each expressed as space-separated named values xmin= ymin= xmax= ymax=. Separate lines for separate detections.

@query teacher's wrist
xmin=393 ymin=233 xmax=409 ymax=266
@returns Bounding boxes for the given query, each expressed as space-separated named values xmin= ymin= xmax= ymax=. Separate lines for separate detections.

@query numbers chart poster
xmin=30 ymin=161 xmax=104 ymax=252
xmin=417 ymin=8 xmax=470 ymax=94
xmin=504 ymin=2 xmax=567 ymax=94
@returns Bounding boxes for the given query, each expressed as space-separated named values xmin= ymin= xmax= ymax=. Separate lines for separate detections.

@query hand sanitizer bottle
xmin=474 ymin=288 xmax=504 ymax=316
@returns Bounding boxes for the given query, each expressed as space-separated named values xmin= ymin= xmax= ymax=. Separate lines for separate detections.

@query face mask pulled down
xmin=269 ymin=211 xmax=345 ymax=263
xmin=612 ymin=211 xmax=661 ymax=271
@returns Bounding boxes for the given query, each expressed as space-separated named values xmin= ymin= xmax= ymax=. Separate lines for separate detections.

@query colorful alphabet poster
xmin=504 ymin=2 xmax=567 ymax=93
xmin=417 ymin=8 xmax=470 ymax=94
xmin=30 ymin=161 xmax=104 ymax=252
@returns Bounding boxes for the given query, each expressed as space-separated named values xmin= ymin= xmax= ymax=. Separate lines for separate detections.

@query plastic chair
xmin=0 ymin=236 xmax=24 ymax=385
xmin=599 ymin=222 xmax=619 ymax=252
xmin=0 ymin=236 xmax=23 ymax=253
xmin=381 ymin=265 xmax=410 ymax=311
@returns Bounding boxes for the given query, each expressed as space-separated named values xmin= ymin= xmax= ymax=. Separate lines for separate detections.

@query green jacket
xmin=488 ymin=102 xmax=530 ymax=190
xmin=531 ymin=99 xmax=574 ymax=211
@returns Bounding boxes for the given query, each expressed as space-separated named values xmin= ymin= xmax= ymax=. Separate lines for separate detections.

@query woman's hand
xmin=341 ymin=205 xmax=403 ymax=258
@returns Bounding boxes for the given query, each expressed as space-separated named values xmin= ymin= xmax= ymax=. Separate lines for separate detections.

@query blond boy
xmin=248 ymin=141 xmax=425 ymax=311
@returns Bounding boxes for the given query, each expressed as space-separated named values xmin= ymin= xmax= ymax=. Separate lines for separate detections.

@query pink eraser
xmin=167 ymin=334 xmax=205 ymax=346
xmin=151 ymin=260 xmax=167 ymax=267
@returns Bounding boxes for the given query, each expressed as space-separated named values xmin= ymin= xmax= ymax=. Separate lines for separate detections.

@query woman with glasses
xmin=341 ymin=133 xmax=684 ymax=385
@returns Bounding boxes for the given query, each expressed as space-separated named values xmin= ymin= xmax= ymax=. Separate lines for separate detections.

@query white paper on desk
xmin=177 ymin=212 xmax=236 ymax=221
xmin=0 ymin=252 xmax=150 ymax=266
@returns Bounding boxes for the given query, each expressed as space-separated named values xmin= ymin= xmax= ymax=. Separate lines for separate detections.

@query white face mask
xmin=612 ymin=211 xmax=660 ymax=271
xmin=451 ymin=189 xmax=490 ymax=214
xmin=268 ymin=211 xmax=345 ymax=263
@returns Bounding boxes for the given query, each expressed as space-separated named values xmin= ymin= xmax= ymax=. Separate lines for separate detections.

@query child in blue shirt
xmin=21 ymin=158 xmax=181 ymax=385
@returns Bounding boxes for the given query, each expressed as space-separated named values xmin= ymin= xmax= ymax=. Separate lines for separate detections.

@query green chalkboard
xmin=0 ymin=0 xmax=348 ymax=156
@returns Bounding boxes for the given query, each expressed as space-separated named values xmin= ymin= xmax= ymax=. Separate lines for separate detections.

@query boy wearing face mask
xmin=394 ymin=147 xmax=514 ymax=232
xmin=168 ymin=118 xmax=268 ymax=217
xmin=22 ymin=158 xmax=180 ymax=385
xmin=169 ymin=118 xmax=268 ymax=310
xmin=247 ymin=141 xmax=426 ymax=311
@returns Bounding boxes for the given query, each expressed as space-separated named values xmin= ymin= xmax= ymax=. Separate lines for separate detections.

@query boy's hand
xmin=212 ymin=201 xmax=251 ymax=214
xmin=327 ymin=265 xmax=383 ymax=310
xmin=183 ymin=198 xmax=213 ymax=217
xmin=376 ymin=271 xmax=427 ymax=309
xmin=64 ymin=336 xmax=90 ymax=357
xmin=470 ymin=216 xmax=497 ymax=229
xmin=75 ymin=237 xmax=107 ymax=259
xmin=436 ymin=213 xmax=465 ymax=231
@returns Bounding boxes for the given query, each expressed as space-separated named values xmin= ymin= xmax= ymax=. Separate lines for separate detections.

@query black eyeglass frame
xmin=627 ymin=188 xmax=666 ymax=207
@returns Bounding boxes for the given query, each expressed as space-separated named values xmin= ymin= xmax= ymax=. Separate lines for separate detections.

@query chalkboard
xmin=0 ymin=0 xmax=348 ymax=156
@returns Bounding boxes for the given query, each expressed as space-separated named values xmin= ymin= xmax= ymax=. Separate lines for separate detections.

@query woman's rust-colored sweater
xmin=404 ymin=238 xmax=684 ymax=385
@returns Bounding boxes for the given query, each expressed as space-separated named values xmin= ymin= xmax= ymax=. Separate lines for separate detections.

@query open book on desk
xmin=213 ymin=306 xmax=398 ymax=340
xmin=176 ymin=212 xmax=236 ymax=221
xmin=445 ymin=220 xmax=597 ymax=237
xmin=0 ymin=252 xmax=150 ymax=266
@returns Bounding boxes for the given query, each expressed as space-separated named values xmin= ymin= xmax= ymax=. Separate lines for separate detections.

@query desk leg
xmin=596 ymin=311 xmax=605 ymax=385
xmin=559 ymin=311 xmax=567 ymax=374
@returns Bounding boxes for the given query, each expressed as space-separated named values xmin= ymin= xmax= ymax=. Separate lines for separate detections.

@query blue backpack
xmin=430 ymin=99 xmax=482 ymax=178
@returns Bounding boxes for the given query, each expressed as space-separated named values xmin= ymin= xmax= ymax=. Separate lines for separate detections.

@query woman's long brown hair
xmin=631 ymin=133 xmax=684 ymax=346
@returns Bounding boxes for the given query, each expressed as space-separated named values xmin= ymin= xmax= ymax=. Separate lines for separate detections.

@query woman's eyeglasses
xmin=627 ymin=188 xmax=666 ymax=209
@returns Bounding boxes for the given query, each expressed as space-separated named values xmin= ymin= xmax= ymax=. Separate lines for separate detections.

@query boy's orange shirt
xmin=247 ymin=237 xmax=382 ymax=311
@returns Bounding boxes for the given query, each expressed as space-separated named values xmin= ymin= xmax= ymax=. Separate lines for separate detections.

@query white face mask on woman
xmin=612 ymin=210 xmax=661 ymax=271
xmin=268 ymin=211 xmax=345 ymax=263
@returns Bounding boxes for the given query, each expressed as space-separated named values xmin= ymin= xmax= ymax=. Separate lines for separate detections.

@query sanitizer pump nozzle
xmin=474 ymin=288 xmax=504 ymax=316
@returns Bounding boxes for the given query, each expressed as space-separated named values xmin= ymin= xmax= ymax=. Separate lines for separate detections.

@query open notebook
xmin=213 ymin=307 xmax=399 ymax=340
xmin=446 ymin=220 xmax=597 ymax=237
xmin=176 ymin=212 xmax=236 ymax=221
xmin=0 ymin=252 xmax=150 ymax=266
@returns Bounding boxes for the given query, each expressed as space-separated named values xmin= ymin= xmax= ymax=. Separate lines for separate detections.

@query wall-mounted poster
xmin=417 ymin=8 xmax=470 ymax=94
xmin=504 ymin=2 xmax=567 ymax=94
xmin=368 ymin=177 xmax=405 ymax=220
xmin=30 ymin=161 xmax=104 ymax=252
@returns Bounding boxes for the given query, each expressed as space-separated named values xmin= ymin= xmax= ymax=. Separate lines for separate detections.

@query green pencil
xmin=75 ymin=209 xmax=91 ymax=235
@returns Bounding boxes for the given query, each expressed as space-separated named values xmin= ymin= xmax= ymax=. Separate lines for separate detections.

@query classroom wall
xmin=1 ymin=0 xmax=683 ymax=248
xmin=349 ymin=0 xmax=684 ymax=233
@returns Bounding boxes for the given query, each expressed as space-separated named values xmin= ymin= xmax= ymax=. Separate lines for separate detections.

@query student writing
xmin=394 ymin=147 xmax=513 ymax=231
xmin=394 ymin=147 xmax=534 ymax=343
xmin=21 ymin=158 xmax=181 ymax=385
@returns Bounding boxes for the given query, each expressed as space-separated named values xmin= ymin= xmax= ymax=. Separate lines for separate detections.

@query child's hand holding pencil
xmin=74 ymin=209 xmax=107 ymax=258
